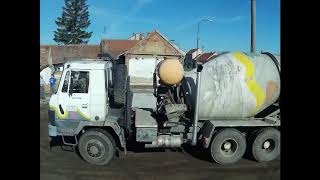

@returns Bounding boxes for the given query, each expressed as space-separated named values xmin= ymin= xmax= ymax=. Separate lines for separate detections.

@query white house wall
xmin=128 ymin=57 xmax=164 ymax=86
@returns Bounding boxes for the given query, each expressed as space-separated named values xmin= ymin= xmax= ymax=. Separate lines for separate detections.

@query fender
xmin=50 ymin=118 xmax=126 ymax=148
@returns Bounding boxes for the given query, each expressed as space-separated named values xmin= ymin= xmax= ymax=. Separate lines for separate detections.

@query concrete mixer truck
xmin=48 ymin=51 xmax=281 ymax=165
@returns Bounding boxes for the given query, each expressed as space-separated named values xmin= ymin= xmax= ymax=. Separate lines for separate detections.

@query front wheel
xmin=78 ymin=129 xmax=116 ymax=165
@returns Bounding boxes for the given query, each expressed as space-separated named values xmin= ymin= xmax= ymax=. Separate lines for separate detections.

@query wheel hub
xmin=220 ymin=139 xmax=238 ymax=157
xmin=262 ymin=139 xmax=276 ymax=152
xmin=89 ymin=146 xmax=99 ymax=154
xmin=87 ymin=143 xmax=102 ymax=157
xmin=223 ymin=142 xmax=232 ymax=150
xmin=86 ymin=140 xmax=105 ymax=158
xmin=263 ymin=141 xmax=270 ymax=149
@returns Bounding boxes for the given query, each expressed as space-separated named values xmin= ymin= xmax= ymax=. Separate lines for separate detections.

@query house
xmin=124 ymin=30 xmax=185 ymax=88
xmin=184 ymin=48 xmax=203 ymax=70
xmin=40 ymin=44 xmax=100 ymax=71
xmin=99 ymin=33 xmax=145 ymax=61
xmin=128 ymin=33 xmax=145 ymax=40
xmin=186 ymin=48 xmax=203 ymax=59
xmin=195 ymin=52 xmax=218 ymax=64
xmin=100 ymin=30 xmax=185 ymax=110
xmin=101 ymin=30 xmax=186 ymax=89
xmin=100 ymin=39 xmax=140 ymax=63
xmin=184 ymin=49 xmax=219 ymax=70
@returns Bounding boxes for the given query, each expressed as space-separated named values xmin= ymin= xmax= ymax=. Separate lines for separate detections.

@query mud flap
xmin=200 ymin=120 xmax=215 ymax=148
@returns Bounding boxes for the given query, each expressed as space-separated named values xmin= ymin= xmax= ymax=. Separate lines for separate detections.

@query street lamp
xmin=196 ymin=19 xmax=213 ymax=50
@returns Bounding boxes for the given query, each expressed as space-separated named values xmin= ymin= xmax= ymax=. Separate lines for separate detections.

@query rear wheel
xmin=210 ymin=128 xmax=246 ymax=165
xmin=251 ymin=127 xmax=280 ymax=162
xmin=78 ymin=129 xmax=116 ymax=165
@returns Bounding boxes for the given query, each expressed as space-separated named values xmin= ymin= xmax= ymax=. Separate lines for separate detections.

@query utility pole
xmin=103 ymin=26 xmax=106 ymax=34
xmin=196 ymin=22 xmax=200 ymax=50
xmin=251 ymin=0 xmax=256 ymax=53
xmin=196 ymin=19 xmax=213 ymax=55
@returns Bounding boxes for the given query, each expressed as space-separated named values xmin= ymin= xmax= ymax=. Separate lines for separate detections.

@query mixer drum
xmin=183 ymin=51 xmax=280 ymax=118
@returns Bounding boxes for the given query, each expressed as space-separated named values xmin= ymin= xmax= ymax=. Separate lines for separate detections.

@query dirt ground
xmin=40 ymin=103 xmax=280 ymax=180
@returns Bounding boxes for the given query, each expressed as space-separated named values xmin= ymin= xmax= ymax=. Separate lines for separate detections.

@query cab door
xmin=56 ymin=69 xmax=91 ymax=121
xmin=67 ymin=70 xmax=91 ymax=121
xmin=56 ymin=69 xmax=72 ymax=120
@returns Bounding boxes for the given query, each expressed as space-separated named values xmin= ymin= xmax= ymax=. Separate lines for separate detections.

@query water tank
xmin=158 ymin=59 xmax=184 ymax=85
xmin=183 ymin=51 xmax=280 ymax=118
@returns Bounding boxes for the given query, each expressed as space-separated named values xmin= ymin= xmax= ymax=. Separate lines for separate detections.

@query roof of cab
xmin=64 ymin=59 xmax=112 ymax=70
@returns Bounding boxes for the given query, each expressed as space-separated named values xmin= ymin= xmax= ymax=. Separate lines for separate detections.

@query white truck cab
xmin=48 ymin=59 xmax=128 ymax=165
xmin=49 ymin=60 xmax=112 ymax=123
xmin=48 ymin=60 xmax=125 ymax=138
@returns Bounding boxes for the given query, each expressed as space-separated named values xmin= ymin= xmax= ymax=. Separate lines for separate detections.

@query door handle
xmin=82 ymin=104 xmax=88 ymax=108
xmin=59 ymin=104 xmax=65 ymax=114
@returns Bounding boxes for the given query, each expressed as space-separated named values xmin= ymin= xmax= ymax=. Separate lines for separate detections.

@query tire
xmin=78 ymin=129 xmax=116 ymax=165
xmin=210 ymin=128 xmax=246 ymax=165
xmin=251 ymin=127 xmax=280 ymax=162
xmin=113 ymin=64 xmax=128 ymax=105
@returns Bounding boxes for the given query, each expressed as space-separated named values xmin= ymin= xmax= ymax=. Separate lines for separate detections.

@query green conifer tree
xmin=53 ymin=0 xmax=93 ymax=44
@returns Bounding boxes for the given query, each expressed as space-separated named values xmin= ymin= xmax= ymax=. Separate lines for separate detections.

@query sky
xmin=40 ymin=0 xmax=280 ymax=53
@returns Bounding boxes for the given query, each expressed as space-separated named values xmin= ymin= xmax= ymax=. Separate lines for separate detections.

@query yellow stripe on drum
xmin=49 ymin=105 xmax=69 ymax=120
xmin=233 ymin=52 xmax=266 ymax=112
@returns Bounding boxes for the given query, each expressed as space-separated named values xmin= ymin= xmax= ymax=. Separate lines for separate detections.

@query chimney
xmin=101 ymin=40 xmax=109 ymax=53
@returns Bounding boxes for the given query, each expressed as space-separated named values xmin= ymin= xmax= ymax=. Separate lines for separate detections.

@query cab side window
xmin=62 ymin=71 xmax=70 ymax=93
xmin=70 ymin=71 xmax=89 ymax=93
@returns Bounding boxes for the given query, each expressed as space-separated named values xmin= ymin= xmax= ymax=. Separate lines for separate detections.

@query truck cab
xmin=49 ymin=59 xmax=111 ymax=123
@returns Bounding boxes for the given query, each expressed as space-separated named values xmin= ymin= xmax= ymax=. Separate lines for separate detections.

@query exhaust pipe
xmin=191 ymin=65 xmax=203 ymax=146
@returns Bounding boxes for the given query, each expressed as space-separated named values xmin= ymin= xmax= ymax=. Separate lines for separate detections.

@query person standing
xmin=40 ymin=76 xmax=45 ymax=99
xmin=49 ymin=74 xmax=57 ymax=95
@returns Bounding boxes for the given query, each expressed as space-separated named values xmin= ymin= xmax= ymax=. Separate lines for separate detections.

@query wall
xmin=128 ymin=56 xmax=164 ymax=88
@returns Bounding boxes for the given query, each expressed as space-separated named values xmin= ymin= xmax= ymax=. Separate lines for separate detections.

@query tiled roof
xmin=40 ymin=45 xmax=100 ymax=65
xmin=187 ymin=48 xmax=199 ymax=54
xmin=125 ymin=30 xmax=186 ymax=56
xmin=196 ymin=52 xmax=218 ymax=63
xmin=100 ymin=40 xmax=140 ymax=59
